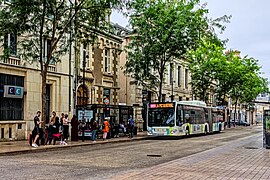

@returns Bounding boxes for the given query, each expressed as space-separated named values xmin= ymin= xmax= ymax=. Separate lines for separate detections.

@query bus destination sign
xmin=150 ymin=103 xmax=174 ymax=108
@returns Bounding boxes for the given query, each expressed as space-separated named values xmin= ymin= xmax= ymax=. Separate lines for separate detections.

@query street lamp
xmin=82 ymin=42 xmax=89 ymax=119
xmin=171 ymin=80 xmax=175 ymax=102
xmin=170 ymin=63 xmax=174 ymax=102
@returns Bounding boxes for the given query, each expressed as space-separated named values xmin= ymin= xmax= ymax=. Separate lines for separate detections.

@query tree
xmin=187 ymin=38 xmax=226 ymax=104
xmin=228 ymin=55 xmax=268 ymax=122
xmin=0 ymin=0 xmax=122 ymax=128
xmin=124 ymin=0 xmax=209 ymax=101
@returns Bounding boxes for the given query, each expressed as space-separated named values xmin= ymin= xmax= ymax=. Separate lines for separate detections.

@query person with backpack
xmin=128 ymin=115 xmax=135 ymax=138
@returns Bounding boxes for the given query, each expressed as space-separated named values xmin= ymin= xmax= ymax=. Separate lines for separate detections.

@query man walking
xmin=32 ymin=111 xmax=43 ymax=148
xmin=128 ymin=115 xmax=135 ymax=138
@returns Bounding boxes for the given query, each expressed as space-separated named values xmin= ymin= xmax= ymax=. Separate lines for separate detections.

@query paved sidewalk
xmin=0 ymin=132 xmax=148 ymax=156
xmin=110 ymin=132 xmax=270 ymax=180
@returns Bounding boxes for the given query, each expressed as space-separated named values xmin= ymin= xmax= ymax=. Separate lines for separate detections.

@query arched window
xmin=77 ymin=85 xmax=89 ymax=106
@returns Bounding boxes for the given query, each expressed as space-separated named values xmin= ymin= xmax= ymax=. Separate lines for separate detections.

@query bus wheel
xmin=204 ymin=126 xmax=208 ymax=135
xmin=185 ymin=127 xmax=190 ymax=136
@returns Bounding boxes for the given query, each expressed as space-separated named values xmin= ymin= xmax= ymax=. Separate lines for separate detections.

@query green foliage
xmin=0 ymin=0 xmax=123 ymax=125
xmin=0 ymin=0 xmax=122 ymax=66
xmin=125 ymin=0 xmax=209 ymax=100
xmin=189 ymin=44 xmax=268 ymax=106
xmin=188 ymin=39 xmax=225 ymax=104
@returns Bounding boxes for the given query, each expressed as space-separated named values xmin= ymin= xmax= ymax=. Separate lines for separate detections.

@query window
xmin=4 ymin=32 xmax=17 ymax=56
xmin=80 ymin=43 xmax=91 ymax=69
xmin=185 ymin=69 xmax=188 ymax=89
xmin=178 ymin=66 xmax=181 ymax=86
xmin=0 ymin=74 xmax=24 ymax=120
xmin=104 ymin=48 xmax=111 ymax=73
xmin=77 ymin=85 xmax=88 ymax=106
xmin=86 ymin=46 xmax=92 ymax=69
xmin=103 ymin=88 xmax=111 ymax=102
xmin=44 ymin=39 xmax=55 ymax=64
xmin=162 ymin=94 xmax=166 ymax=102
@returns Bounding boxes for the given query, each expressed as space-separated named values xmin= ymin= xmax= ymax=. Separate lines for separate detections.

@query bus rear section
xmin=210 ymin=107 xmax=225 ymax=132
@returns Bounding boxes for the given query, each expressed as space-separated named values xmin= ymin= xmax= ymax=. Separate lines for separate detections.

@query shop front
xmin=76 ymin=104 xmax=133 ymax=139
xmin=0 ymin=73 xmax=25 ymax=140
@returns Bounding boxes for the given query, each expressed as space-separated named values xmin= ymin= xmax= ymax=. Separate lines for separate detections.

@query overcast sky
xmin=111 ymin=0 xmax=270 ymax=81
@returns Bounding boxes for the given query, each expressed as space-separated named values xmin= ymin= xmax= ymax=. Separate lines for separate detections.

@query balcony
xmin=48 ymin=65 xmax=56 ymax=72
xmin=3 ymin=57 xmax=21 ymax=66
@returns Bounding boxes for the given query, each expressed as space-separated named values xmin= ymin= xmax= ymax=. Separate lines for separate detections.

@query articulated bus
xmin=147 ymin=101 xmax=225 ymax=136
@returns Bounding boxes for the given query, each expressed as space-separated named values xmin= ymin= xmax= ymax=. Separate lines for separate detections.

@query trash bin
xmin=265 ymin=133 xmax=270 ymax=149
xmin=133 ymin=126 xmax=138 ymax=136
xmin=263 ymin=110 xmax=270 ymax=149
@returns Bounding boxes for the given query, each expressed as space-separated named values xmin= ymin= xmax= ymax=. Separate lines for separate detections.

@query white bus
xmin=147 ymin=101 xmax=224 ymax=136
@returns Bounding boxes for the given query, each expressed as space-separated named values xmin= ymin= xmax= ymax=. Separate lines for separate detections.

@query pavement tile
xmin=110 ymin=132 xmax=270 ymax=180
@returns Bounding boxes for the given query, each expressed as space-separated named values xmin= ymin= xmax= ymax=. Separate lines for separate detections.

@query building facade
xmin=75 ymin=30 xmax=125 ymax=125
xmin=0 ymin=46 xmax=72 ymax=140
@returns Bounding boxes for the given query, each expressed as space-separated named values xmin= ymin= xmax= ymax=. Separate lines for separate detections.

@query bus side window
xmin=190 ymin=110 xmax=195 ymax=124
xmin=176 ymin=107 xmax=183 ymax=126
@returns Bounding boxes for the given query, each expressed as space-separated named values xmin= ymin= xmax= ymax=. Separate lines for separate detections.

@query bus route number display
xmin=150 ymin=103 xmax=174 ymax=108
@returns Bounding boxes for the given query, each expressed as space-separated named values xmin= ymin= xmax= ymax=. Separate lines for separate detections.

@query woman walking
xmin=102 ymin=117 xmax=110 ymax=141
xmin=63 ymin=114 xmax=69 ymax=141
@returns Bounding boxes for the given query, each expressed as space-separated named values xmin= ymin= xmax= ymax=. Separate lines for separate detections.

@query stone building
xmin=75 ymin=30 xmax=125 ymax=125
xmin=0 ymin=35 xmax=72 ymax=140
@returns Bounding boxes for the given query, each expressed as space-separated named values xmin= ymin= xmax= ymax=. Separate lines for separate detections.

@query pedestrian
xmin=102 ymin=117 xmax=110 ymax=141
xmin=109 ymin=118 xmax=115 ymax=139
xmin=114 ymin=123 xmax=119 ymax=138
xmin=51 ymin=116 xmax=60 ymax=145
xmin=59 ymin=113 xmax=66 ymax=145
xmin=32 ymin=111 xmax=43 ymax=148
xmin=71 ymin=114 xmax=79 ymax=141
xmin=128 ymin=115 xmax=135 ymax=138
xmin=79 ymin=119 xmax=86 ymax=142
xmin=90 ymin=118 xmax=98 ymax=142
xmin=63 ymin=113 xmax=69 ymax=142
xmin=47 ymin=111 xmax=57 ymax=145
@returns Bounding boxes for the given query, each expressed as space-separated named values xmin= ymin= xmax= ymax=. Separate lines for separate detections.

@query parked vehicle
xmin=230 ymin=119 xmax=250 ymax=126
xmin=239 ymin=120 xmax=250 ymax=126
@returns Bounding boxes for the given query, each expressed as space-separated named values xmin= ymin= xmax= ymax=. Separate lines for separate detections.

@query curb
xmin=0 ymin=136 xmax=150 ymax=156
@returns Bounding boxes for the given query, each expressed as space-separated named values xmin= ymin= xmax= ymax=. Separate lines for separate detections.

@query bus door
xmin=176 ymin=105 xmax=184 ymax=134
xmin=206 ymin=108 xmax=213 ymax=133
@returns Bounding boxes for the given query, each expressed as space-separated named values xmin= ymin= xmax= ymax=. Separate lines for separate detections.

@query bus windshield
xmin=148 ymin=108 xmax=175 ymax=127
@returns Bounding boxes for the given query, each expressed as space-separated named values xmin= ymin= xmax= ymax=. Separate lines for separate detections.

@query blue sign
xmin=3 ymin=85 xmax=24 ymax=98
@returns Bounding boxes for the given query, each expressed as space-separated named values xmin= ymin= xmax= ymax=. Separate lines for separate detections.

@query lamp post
xmin=171 ymin=80 xmax=175 ymax=102
xmin=170 ymin=63 xmax=174 ymax=102
xmin=82 ymin=42 xmax=89 ymax=119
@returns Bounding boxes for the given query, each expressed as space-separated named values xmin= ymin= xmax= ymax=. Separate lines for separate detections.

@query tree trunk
xmin=234 ymin=99 xmax=238 ymax=125
xmin=41 ymin=70 xmax=47 ymax=129
xmin=158 ymin=74 xmax=163 ymax=102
